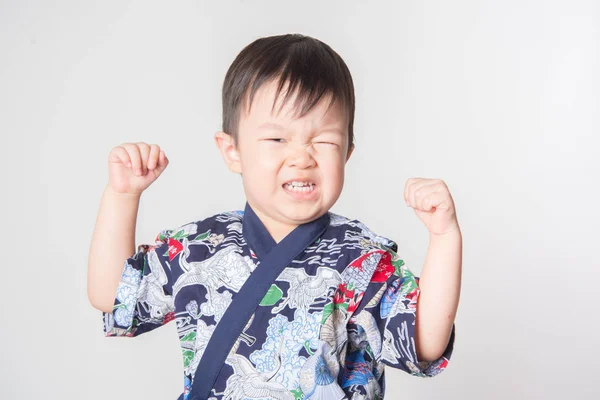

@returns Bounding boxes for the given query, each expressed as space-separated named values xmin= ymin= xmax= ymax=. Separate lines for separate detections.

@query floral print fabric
xmin=102 ymin=207 xmax=455 ymax=400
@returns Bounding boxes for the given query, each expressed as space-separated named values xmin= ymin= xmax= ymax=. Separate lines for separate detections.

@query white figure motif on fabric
xmin=380 ymin=327 xmax=401 ymax=366
xmin=217 ymin=339 xmax=294 ymax=400
xmin=272 ymin=267 xmax=342 ymax=313
xmin=173 ymin=243 xmax=253 ymax=299
xmin=137 ymin=248 xmax=174 ymax=320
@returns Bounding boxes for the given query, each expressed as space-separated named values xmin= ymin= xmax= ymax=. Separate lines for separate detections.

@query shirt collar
xmin=242 ymin=202 xmax=330 ymax=259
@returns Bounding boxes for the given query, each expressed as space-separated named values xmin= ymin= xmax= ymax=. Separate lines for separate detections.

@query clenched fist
xmin=404 ymin=178 xmax=459 ymax=236
xmin=108 ymin=142 xmax=169 ymax=195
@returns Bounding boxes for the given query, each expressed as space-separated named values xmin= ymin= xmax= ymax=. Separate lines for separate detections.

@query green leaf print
xmin=141 ymin=256 xmax=149 ymax=275
xmin=259 ymin=284 xmax=283 ymax=306
xmin=182 ymin=349 xmax=195 ymax=368
xmin=321 ymin=302 xmax=334 ymax=324
xmin=400 ymin=275 xmax=418 ymax=295
xmin=171 ymin=229 xmax=193 ymax=240
xmin=192 ymin=231 xmax=211 ymax=242
xmin=158 ymin=232 xmax=167 ymax=241
xmin=291 ymin=387 xmax=303 ymax=400
xmin=180 ymin=331 xmax=196 ymax=343
xmin=366 ymin=345 xmax=374 ymax=360
xmin=304 ymin=340 xmax=315 ymax=356
xmin=392 ymin=258 xmax=405 ymax=277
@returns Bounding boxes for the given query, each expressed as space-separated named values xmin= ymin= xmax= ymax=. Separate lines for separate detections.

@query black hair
xmin=221 ymin=33 xmax=355 ymax=151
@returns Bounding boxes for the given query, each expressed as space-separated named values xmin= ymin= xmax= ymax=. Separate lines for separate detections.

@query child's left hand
xmin=404 ymin=178 xmax=460 ymax=236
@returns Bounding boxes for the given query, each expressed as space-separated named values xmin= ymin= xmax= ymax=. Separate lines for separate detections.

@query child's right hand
xmin=108 ymin=142 xmax=169 ymax=195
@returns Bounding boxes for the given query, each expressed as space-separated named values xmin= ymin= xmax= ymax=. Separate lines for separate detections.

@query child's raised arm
xmin=87 ymin=143 xmax=168 ymax=313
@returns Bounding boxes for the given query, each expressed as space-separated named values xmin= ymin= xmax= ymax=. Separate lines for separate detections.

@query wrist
xmin=104 ymin=184 xmax=142 ymax=201
xmin=429 ymin=225 xmax=462 ymax=241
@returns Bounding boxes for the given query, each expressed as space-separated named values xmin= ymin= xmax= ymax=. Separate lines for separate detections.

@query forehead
xmin=240 ymin=79 xmax=346 ymax=128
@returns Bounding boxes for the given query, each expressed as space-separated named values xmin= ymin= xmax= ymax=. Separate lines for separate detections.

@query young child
xmin=88 ymin=33 xmax=461 ymax=400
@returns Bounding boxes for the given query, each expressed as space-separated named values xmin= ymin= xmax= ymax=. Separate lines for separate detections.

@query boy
xmin=88 ymin=33 xmax=461 ymax=400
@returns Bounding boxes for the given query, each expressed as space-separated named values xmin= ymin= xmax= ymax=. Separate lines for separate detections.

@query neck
xmin=248 ymin=204 xmax=297 ymax=244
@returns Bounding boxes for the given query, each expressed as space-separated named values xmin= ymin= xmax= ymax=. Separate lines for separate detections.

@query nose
xmin=285 ymin=142 xmax=316 ymax=169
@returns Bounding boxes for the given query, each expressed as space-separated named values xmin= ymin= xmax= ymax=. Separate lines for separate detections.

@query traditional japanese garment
xmin=103 ymin=203 xmax=455 ymax=400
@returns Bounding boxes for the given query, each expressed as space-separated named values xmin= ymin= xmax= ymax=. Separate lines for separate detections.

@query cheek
xmin=317 ymin=154 xmax=346 ymax=186
xmin=241 ymin=147 xmax=281 ymax=173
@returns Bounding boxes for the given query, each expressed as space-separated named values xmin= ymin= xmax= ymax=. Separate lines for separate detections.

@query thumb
xmin=153 ymin=150 xmax=169 ymax=175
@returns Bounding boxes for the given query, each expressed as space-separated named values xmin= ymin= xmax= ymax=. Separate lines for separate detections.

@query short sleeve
xmin=362 ymin=245 xmax=455 ymax=377
xmin=102 ymin=228 xmax=178 ymax=337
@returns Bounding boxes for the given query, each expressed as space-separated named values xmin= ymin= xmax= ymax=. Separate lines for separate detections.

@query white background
xmin=1 ymin=0 xmax=599 ymax=399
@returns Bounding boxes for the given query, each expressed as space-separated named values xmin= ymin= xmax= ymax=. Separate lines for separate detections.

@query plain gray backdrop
xmin=1 ymin=0 xmax=599 ymax=399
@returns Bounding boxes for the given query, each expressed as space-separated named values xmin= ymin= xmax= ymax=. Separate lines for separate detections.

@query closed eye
xmin=266 ymin=138 xmax=286 ymax=143
xmin=315 ymin=141 xmax=338 ymax=146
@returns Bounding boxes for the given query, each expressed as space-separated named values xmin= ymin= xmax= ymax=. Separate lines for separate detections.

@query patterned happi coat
xmin=103 ymin=203 xmax=455 ymax=400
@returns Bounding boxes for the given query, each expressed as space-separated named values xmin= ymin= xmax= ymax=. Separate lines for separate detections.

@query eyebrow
xmin=257 ymin=122 xmax=344 ymax=134
xmin=257 ymin=122 xmax=285 ymax=131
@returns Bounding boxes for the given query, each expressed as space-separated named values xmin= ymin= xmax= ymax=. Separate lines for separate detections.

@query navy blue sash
xmin=183 ymin=203 xmax=330 ymax=400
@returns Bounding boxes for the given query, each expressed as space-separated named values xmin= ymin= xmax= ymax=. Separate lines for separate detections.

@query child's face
xmin=216 ymin=79 xmax=354 ymax=237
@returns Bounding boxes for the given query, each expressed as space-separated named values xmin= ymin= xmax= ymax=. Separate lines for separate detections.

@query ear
xmin=214 ymin=131 xmax=242 ymax=174
xmin=345 ymin=143 xmax=355 ymax=163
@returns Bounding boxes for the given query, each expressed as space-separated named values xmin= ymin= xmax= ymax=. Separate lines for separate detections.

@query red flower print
xmin=348 ymin=250 xmax=386 ymax=272
xmin=371 ymin=252 xmax=394 ymax=283
xmin=168 ymin=238 xmax=183 ymax=261
xmin=333 ymin=289 xmax=345 ymax=304
xmin=163 ymin=311 xmax=175 ymax=324
xmin=406 ymin=288 xmax=419 ymax=304
xmin=348 ymin=292 xmax=364 ymax=313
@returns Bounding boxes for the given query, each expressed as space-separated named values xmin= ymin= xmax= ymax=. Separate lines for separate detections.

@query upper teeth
xmin=288 ymin=181 xmax=313 ymax=187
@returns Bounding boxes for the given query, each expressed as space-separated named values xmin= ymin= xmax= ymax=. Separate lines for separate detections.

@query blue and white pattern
xmin=103 ymin=205 xmax=455 ymax=399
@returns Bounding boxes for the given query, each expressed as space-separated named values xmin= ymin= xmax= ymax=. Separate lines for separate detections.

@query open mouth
xmin=282 ymin=181 xmax=316 ymax=193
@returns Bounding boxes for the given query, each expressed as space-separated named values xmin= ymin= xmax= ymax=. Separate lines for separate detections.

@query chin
xmin=279 ymin=205 xmax=327 ymax=224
